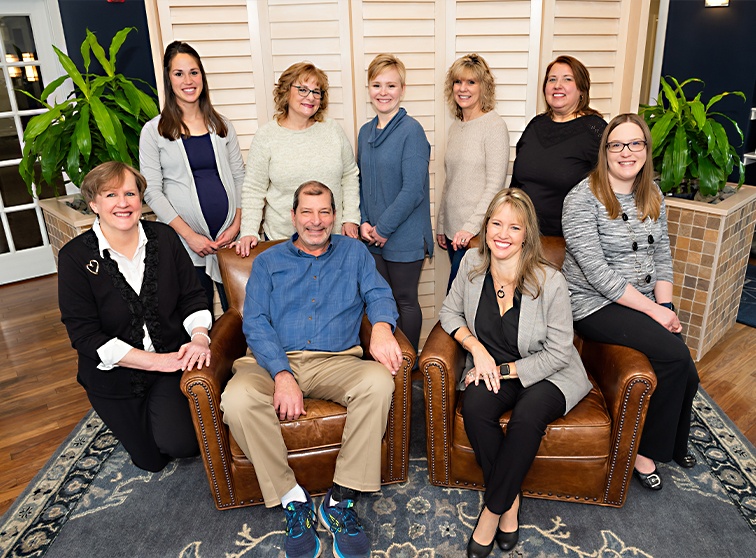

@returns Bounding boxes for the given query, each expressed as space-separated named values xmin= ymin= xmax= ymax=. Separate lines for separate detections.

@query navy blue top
xmin=183 ymin=133 xmax=229 ymax=239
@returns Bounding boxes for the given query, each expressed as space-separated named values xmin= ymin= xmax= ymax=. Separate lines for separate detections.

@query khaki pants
xmin=220 ymin=346 xmax=395 ymax=507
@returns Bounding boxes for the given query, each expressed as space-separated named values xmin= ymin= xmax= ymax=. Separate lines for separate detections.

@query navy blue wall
xmin=660 ymin=0 xmax=756 ymax=184
xmin=57 ymin=0 xmax=157 ymax=94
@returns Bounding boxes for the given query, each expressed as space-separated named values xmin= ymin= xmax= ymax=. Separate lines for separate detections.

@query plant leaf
xmin=53 ymin=45 xmax=88 ymax=97
xmin=659 ymin=77 xmax=679 ymax=113
xmin=79 ymin=35 xmax=91 ymax=72
xmin=109 ymin=27 xmax=134 ymax=68
xmin=697 ymin=156 xmax=723 ymax=197
xmin=649 ymin=110 xmax=676 ymax=158
xmin=39 ymin=74 xmax=68 ymax=103
xmin=705 ymin=90 xmax=746 ymax=112
xmin=87 ymin=29 xmax=113 ymax=76
xmin=74 ymin=104 xmax=92 ymax=159
xmin=22 ymin=103 xmax=66 ymax=142
xmin=689 ymin=100 xmax=706 ymax=129
xmin=671 ymin=126 xmax=687 ymax=187
xmin=90 ymin=97 xmax=117 ymax=146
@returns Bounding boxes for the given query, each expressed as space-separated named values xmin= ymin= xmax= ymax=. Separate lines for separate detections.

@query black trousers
xmin=87 ymin=371 xmax=199 ymax=472
xmin=575 ymin=303 xmax=700 ymax=462
xmin=371 ymin=253 xmax=424 ymax=351
xmin=463 ymin=378 xmax=565 ymax=515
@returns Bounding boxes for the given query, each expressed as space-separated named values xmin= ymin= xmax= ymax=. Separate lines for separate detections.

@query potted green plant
xmin=19 ymin=27 xmax=158 ymax=197
xmin=639 ymin=76 xmax=756 ymax=362
xmin=639 ymin=76 xmax=745 ymax=199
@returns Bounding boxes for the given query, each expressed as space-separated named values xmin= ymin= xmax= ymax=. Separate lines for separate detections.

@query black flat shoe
xmin=674 ymin=453 xmax=697 ymax=469
xmin=633 ymin=466 xmax=663 ymax=490
xmin=495 ymin=493 xmax=522 ymax=551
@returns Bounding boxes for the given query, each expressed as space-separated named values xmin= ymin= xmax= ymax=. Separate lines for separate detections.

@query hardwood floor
xmin=1 ymin=273 xmax=754 ymax=517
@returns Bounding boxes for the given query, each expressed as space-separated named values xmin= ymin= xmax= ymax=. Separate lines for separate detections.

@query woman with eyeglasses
xmin=236 ymin=62 xmax=360 ymax=255
xmin=510 ymin=55 xmax=606 ymax=237
xmin=140 ymin=41 xmax=245 ymax=313
xmin=562 ymin=113 xmax=700 ymax=492
xmin=436 ymin=54 xmax=509 ymax=290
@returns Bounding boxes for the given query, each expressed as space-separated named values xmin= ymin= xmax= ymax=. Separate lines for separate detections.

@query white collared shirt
xmin=93 ymin=220 xmax=212 ymax=370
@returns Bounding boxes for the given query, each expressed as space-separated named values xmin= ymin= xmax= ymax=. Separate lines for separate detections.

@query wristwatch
xmin=499 ymin=363 xmax=511 ymax=378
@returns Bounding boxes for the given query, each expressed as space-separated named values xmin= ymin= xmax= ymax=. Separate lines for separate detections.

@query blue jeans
xmin=445 ymin=237 xmax=467 ymax=293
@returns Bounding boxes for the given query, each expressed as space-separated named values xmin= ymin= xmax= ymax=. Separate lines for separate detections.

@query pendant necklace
xmin=618 ymin=195 xmax=656 ymax=286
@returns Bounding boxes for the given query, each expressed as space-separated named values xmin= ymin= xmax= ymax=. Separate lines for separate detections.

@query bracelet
xmin=191 ymin=331 xmax=211 ymax=345
xmin=459 ymin=333 xmax=474 ymax=350
xmin=659 ymin=302 xmax=675 ymax=312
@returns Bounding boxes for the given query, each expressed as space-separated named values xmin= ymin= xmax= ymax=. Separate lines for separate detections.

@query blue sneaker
xmin=284 ymin=491 xmax=321 ymax=558
xmin=318 ymin=488 xmax=370 ymax=558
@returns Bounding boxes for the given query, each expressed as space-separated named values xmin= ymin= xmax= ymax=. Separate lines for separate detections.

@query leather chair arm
xmin=181 ymin=308 xmax=248 ymax=509
xmin=358 ymin=314 xmax=415 ymax=483
xmin=579 ymin=338 xmax=657 ymax=424
xmin=579 ymin=337 xmax=657 ymax=506
xmin=418 ymin=321 xmax=466 ymax=486
xmin=182 ymin=308 xmax=248 ymax=397
xmin=358 ymin=314 xmax=416 ymax=371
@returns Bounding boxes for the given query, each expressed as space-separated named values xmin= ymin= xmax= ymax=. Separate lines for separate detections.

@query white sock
xmin=281 ymin=484 xmax=307 ymax=508
xmin=329 ymin=495 xmax=339 ymax=507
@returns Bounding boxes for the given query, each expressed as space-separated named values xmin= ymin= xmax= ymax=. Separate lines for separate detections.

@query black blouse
xmin=474 ymin=272 xmax=522 ymax=364
xmin=510 ymin=113 xmax=606 ymax=236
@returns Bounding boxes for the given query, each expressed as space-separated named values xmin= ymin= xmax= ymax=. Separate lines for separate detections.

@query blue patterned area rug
xmin=736 ymin=264 xmax=756 ymax=328
xmin=1 ymin=383 xmax=754 ymax=558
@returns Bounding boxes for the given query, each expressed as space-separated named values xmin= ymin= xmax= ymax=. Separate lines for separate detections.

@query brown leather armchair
xmin=419 ymin=236 xmax=657 ymax=507
xmin=181 ymin=241 xmax=415 ymax=510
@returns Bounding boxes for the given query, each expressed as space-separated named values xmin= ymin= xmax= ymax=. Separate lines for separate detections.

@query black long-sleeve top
xmin=510 ymin=113 xmax=607 ymax=236
xmin=58 ymin=220 xmax=207 ymax=398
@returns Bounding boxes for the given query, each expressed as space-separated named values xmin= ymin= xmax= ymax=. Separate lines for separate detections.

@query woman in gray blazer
xmin=140 ymin=42 xmax=244 ymax=313
xmin=440 ymin=188 xmax=591 ymax=558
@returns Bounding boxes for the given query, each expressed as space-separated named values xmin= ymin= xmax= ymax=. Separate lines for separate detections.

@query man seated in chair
xmin=221 ymin=180 xmax=403 ymax=558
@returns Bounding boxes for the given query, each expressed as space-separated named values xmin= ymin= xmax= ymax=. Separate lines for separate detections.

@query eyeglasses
xmin=606 ymin=140 xmax=647 ymax=153
xmin=291 ymin=85 xmax=323 ymax=100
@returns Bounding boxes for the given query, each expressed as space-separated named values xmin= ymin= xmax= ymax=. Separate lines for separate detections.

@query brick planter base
xmin=666 ymin=184 xmax=756 ymax=361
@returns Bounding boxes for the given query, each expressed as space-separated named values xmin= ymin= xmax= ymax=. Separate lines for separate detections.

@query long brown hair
xmin=542 ymin=55 xmax=601 ymax=119
xmin=471 ymin=188 xmax=553 ymax=299
xmin=158 ymin=41 xmax=227 ymax=140
xmin=273 ymin=62 xmax=329 ymax=123
xmin=444 ymin=54 xmax=496 ymax=120
xmin=589 ymin=113 xmax=661 ymax=221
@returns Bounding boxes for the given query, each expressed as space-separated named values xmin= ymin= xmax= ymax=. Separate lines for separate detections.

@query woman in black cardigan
xmin=58 ymin=162 xmax=210 ymax=472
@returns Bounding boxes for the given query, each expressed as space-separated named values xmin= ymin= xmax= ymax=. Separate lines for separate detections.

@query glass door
xmin=0 ymin=0 xmax=66 ymax=283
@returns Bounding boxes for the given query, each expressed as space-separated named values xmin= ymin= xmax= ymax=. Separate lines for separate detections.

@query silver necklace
xmin=619 ymin=198 xmax=655 ymax=285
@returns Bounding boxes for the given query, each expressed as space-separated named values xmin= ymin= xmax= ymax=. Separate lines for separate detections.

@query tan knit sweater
xmin=437 ymin=110 xmax=509 ymax=237
xmin=240 ymin=118 xmax=360 ymax=240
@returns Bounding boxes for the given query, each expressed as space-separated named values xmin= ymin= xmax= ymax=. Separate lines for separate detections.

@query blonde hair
xmin=80 ymin=162 xmax=146 ymax=204
xmin=444 ymin=54 xmax=496 ymax=120
xmin=273 ymin=62 xmax=329 ymax=123
xmin=589 ymin=113 xmax=661 ymax=221
xmin=367 ymin=54 xmax=406 ymax=86
xmin=471 ymin=188 xmax=553 ymax=299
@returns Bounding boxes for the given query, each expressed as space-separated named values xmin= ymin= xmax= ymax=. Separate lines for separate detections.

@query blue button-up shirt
xmin=242 ymin=234 xmax=398 ymax=377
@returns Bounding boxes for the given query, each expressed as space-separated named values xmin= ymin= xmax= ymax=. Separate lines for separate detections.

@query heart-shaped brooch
xmin=86 ymin=259 xmax=99 ymax=275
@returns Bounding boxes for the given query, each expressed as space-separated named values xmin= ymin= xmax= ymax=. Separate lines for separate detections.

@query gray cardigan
xmin=140 ymin=115 xmax=245 ymax=282
xmin=439 ymin=250 xmax=592 ymax=414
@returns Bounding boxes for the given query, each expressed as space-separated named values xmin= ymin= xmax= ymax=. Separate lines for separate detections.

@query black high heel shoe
xmin=674 ymin=452 xmax=697 ymax=469
xmin=467 ymin=510 xmax=495 ymax=558
xmin=495 ymin=493 xmax=522 ymax=551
